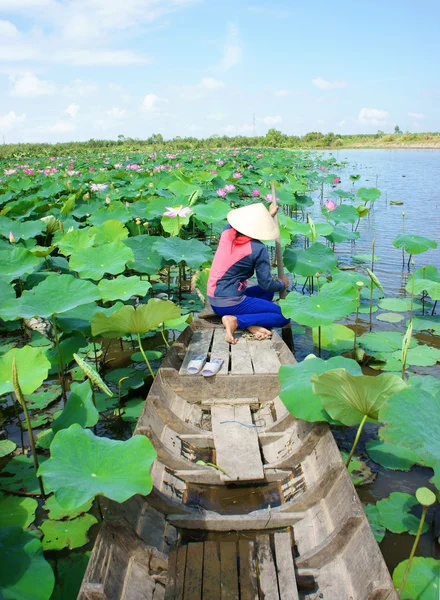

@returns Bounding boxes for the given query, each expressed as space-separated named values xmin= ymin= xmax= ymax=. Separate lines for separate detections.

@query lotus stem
xmin=137 ymin=333 xmax=155 ymax=379
xmin=345 ymin=414 xmax=368 ymax=469
xmin=161 ymin=328 xmax=170 ymax=348
xmin=12 ymin=358 xmax=45 ymax=497
xmin=89 ymin=380 xmax=97 ymax=435
xmin=93 ymin=341 xmax=99 ymax=371
xmin=117 ymin=377 xmax=129 ymax=418
xmin=52 ymin=314 xmax=67 ymax=402
xmin=432 ymin=300 xmax=437 ymax=316
xmin=318 ymin=325 xmax=321 ymax=358
xmin=398 ymin=506 xmax=428 ymax=597
xmin=402 ymin=211 xmax=405 ymax=268
xmin=409 ymin=260 xmax=415 ymax=322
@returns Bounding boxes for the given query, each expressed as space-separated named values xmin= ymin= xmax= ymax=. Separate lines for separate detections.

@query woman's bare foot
xmin=222 ymin=315 xmax=238 ymax=344
xmin=247 ymin=325 xmax=272 ymax=340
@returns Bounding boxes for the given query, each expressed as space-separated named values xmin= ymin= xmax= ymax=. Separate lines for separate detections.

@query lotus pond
xmin=0 ymin=147 xmax=439 ymax=599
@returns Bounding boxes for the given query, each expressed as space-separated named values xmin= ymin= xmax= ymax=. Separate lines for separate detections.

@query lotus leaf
xmin=161 ymin=212 xmax=191 ymax=236
xmin=105 ymin=368 xmax=145 ymax=396
xmin=325 ymin=226 xmax=360 ymax=243
xmin=358 ymin=304 xmax=378 ymax=314
xmin=279 ymin=355 xmax=361 ymax=423
xmin=43 ymin=494 xmax=93 ymax=521
xmin=283 ymin=242 xmax=337 ymax=277
xmin=364 ymin=504 xmax=385 ymax=543
xmin=408 ymin=374 xmax=440 ymax=396
xmin=283 ymin=221 xmax=333 ymax=240
xmin=407 ymin=274 xmax=440 ymax=300
xmin=0 ymin=526 xmax=55 ymax=600
xmin=393 ymin=557 xmax=440 ymax=600
xmin=91 ymin=298 xmax=180 ymax=337
xmin=352 ymin=254 xmax=381 ymax=263
xmin=40 ymin=513 xmax=98 ymax=551
xmin=366 ymin=439 xmax=426 ymax=471
xmin=328 ymin=269 xmax=370 ymax=289
xmin=153 ymin=237 xmax=213 ymax=268
xmin=376 ymin=312 xmax=405 ymax=323
xmin=57 ymin=301 xmax=124 ymax=337
xmin=131 ymin=350 xmax=163 ymax=362
xmin=410 ymin=315 xmax=440 ymax=335
xmin=359 ymin=330 xmax=417 ymax=354
xmin=70 ymin=241 xmax=134 ymax=281
xmin=98 ymin=275 xmax=151 ymax=302
xmin=341 ymin=452 xmax=375 ymax=486
xmin=0 ymin=247 xmax=41 ymax=282
xmin=376 ymin=492 xmax=429 ymax=535
xmin=27 ymin=384 xmax=62 ymax=410
xmin=280 ymin=281 xmax=359 ymax=327
xmin=312 ymin=324 xmax=354 ymax=353
xmin=0 ymin=278 xmax=15 ymax=304
xmin=1 ymin=454 xmax=48 ymax=495
xmin=93 ymin=392 xmax=118 ymax=413
xmin=89 ymin=220 xmax=129 ymax=245
xmin=123 ymin=235 xmax=163 ymax=275
xmin=311 ymin=369 xmax=407 ymax=425
xmin=357 ymin=187 xmax=381 ymax=203
xmin=192 ymin=201 xmax=231 ymax=224
xmin=0 ymin=275 xmax=101 ymax=320
xmin=38 ymin=424 xmax=157 ymax=509
xmin=327 ymin=203 xmax=358 ymax=224
xmin=45 ymin=335 xmax=88 ymax=375
xmin=50 ymin=552 xmax=90 ymax=600
xmin=52 ymin=380 xmax=99 ymax=433
xmin=378 ymin=298 xmax=420 ymax=312
xmin=193 ymin=268 xmax=210 ymax=302
xmin=87 ymin=202 xmax=131 ymax=225
xmin=0 ymin=346 xmax=50 ymax=395
xmin=393 ymin=234 xmax=437 ymax=255
xmin=0 ymin=216 xmax=45 ymax=240
xmin=0 ymin=493 xmax=38 ymax=528
xmin=56 ymin=229 xmax=94 ymax=256
xmin=0 ymin=439 xmax=16 ymax=457
xmin=391 ymin=345 xmax=440 ymax=367
xmin=120 ymin=398 xmax=144 ymax=423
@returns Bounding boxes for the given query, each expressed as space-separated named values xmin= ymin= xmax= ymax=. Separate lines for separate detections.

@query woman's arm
xmin=254 ymin=244 xmax=288 ymax=291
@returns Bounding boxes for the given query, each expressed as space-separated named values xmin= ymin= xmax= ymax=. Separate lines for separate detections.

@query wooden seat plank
xmin=183 ymin=543 xmax=203 ymax=600
xmin=256 ymin=535 xmax=280 ymax=600
xmin=202 ymin=541 xmax=221 ymax=600
xmin=211 ymin=404 xmax=264 ymax=482
xmin=220 ymin=542 xmax=239 ymax=600
xmin=174 ymin=545 xmax=188 ymax=600
xmin=164 ymin=547 xmax=177 ymax=600
xmin=274 ymin=532 xmax=299 ymax=600
xmin=230 ymin=335 xmax=254 ymax=374
xmin=238 ymin=540 xmax=258 ymax=600
xmin=248 ymin=339 xmax=281 ymax=374
xmin=179 ymin=330 xmax=214 ymax=375
xmin=209 ymin=329 xmax=230 ymax=375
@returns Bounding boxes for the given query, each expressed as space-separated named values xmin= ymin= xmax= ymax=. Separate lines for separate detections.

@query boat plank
xmin=220 ymin=542 xmax=239 ymax=600
xmin=248 ymin=339 xmax=281 ymax=374
xmin=183 ymin=543 xmax=203 ymax=600
xmin=179 ymin=330 xmax=214 ymax=375
xmin=210 ymin=329 xmax=230 ymax=375
xmin=202 ymin=541 xmax=221 ymax=600
xmin=174 ymin=545 xmax=187 ymax=600
xmin=274 ymin=532 xmax=299 ymax=600
xmin=230 ymin=335 xmax=253 ymax=374
xmin=257 ymin=535 xmax=280 ymax=600
xmin=211 ymin=404 xmax=264 ymax=482
xmin=238 ymin=540 xmax=258 ymax=600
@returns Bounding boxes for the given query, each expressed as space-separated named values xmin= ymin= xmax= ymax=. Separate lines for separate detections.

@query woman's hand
xmin=279 ymin=275 xmax=289 ymax=288
xmin=269 ymin=204 xmax=279 ymax=217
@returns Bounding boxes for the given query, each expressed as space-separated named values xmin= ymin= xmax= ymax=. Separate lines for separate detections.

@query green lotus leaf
xmin=325 ymin=225 xmax=360 ymax=243
xmin=393 ymin=234 xmax=437 ymax=255
xmin=131 ymin=350 xmax=163 ymax=362
xmin=393 ymin=557 xmax=440 ymax=600
xmin=120 ymin=398 xmax=144 ymax=423
xmin=0 ymin=216 xmax=45 ymax=240
xmin=416 ymin=487 xmax=436 ymax=507
xmin=392 ymin=345 xmax=440 ymax=367
xmin=38 ymin=424 xmax=156 ymax=510
xmin=410 ymin=315 xmax=440 ymax=335
xmin=376 ymin=492 xmax=429 ymax=535
xmin=56 ymin=229 xmax=95 ymax=256
xmin=283 ymin=221 xmax=333 ymax=240
xmin=50 ymin=552 xmax=90 ymax=600
xmin=280 ymin=281 xmax=359 ymax=327
xmin=341 ymin=452 xmax=375 ymax=486
xmin=91 ymin=298 xmax=180 ymax=337
xmin=312 ymin=324 xmax=354 ymax=353
xmin=376 ymin=312 xmax=405 ymax=323
xmin=89 ymin=220 xmax=129 ymax=245
xmin=0 ymin=439 xmax=16 ymax=457
xmin=358 ymin=304 xmax=378 ymax=314
xmin=328 ymin=203 xmax=358 ymax=224
xmin=36 ymin=429 xmax=55 ymax=450
xmin=70 ymin=241 xmax=134 ymax=281
xmin=407 ymin=275 xmax=440 ymax=300
xmin=311 ymin=369 xmax=407 ymax=425
xmin=408 ymin=374 xmax=440 ymax=396
xmin=43 ymin=494 xmax=93 ymax=520
xmin=57 ymin=301 xmax=124 ymax=337
xmin=352 ymin=254 xmax=381 ymax=263
xmin=356 ymin=205 xmax=369 ymax=217
xmin=366 ymin=439 xmax=427 ymax=471
xmin=1 ymin=454 xmax=48 ymax=495
xmin=87 ymin=201 xmax=131 ymax=225
xmin=153 ymin=237 xmax=213 ymax=268
xmin=284 ymin=242 xmax=337 ymax=277
xmin=0 ymin=346 xmax=50 ymax=395
xmin=0 ymin=278 xmax=15 ymax=304
xmin=0 ymin=274 xmax=101 ymax=320
xmin=40 ymin=513 xmax=98 ymax=551
xmin=0 ymin=493 xmax=38 ymax=528
xmin=329 ymin=269 xmax=370 ymax=289
xmin=357 ymin=187 xmax=381 ymax=203
xmin=45 ymin=335 xmax=88 ymax=375
xmin=27 ymin=384 xmax=62 ymax=410
xmin=52 ymin=380 xmax=99 ymax=433
xmin=123 ymin=235 xmax=163 ymax=275
xmin=0 ymin=247 xmax=41 ymax=282
xmin=378 ymin=298 xmax=420 ymax=312
xmin=97 ymin=275 xmax=151 ymax=302
xmin=192 ymin=201 xmax=232 ymax=224
xmin=105 ymin=367 xmax=145 ymax=396
xmin=193 ymin=268 xmax=210 ymax=302
xmin=359 ymin=330 xmax=417 ymax=354
xmin=0 ymin=526 xmax=55 ymax=600
xmin=364 ymin=504 xmax=385 ymax=543
xmin=279 ymin=355 xmax=361 ymax=423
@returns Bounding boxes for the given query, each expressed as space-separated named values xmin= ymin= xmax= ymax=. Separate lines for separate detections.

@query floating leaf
xmin=341 ymin=452 xmax=376 ymax=486
xmin=0 ymin=247 xmax=41 ymax=282
xmin=105 ymin=368 xmax=145 ymax=396
xmin=364 ymin=505 xmax=385 ymax=543
xmin=69 ymin=241 xmax=134 ymax=281
xmin=40 ymin=513 xmax=98 ymax=551
xmin=378 ymin=298 xmax=420 ymax=312
xmin=312 ymin=324 xmax=354 ymax=353
xmin=393 ymin=234 xmax=437 ymax=255
xmin=0 ymin=526 xmax=55 ymax=600
xmin=153 ymin=237 xmax=213 ymax=268
xmin=1 ymin=454 xmax=48 ymax=495
xmin=0 ymin=439 xmax=16 ymax=457
xmin=38 ymin=424 xmax=156 ymax=510
xmin=120 ymin=398 xmax=144 ymax=423
xmin=376 ymin=312 xmax=405 ymax=323
xmin=359 ymin=331 xmax=417 ymax=354
xmin=393 ymin=557 xmax=440 ymax=600
xmin=52 ymin=380 xmax=99 ymax=433
xmin=352 ymin=254 xmax=381 ymax=263
xmin=123 ymin=236 xmax=163 ymax=275
xmin=27 ymin=384 xmax=62 ymax=410
xmin=97 ymin=275 xmax=151 ymax=302
xmin=284 ymin=242 xmax=337 ymax=277
xmin=50 ymin=552 xmax=90 ymax=600
xmin=366 ymin=438 xmax=427 ymax=471
xmin=192 ymin=200 xmax=230 ymax=224
xmin=43 ymin=494 xmax=93 ymax=520
xmin=0 ymin=346 xmax=50 ymax=395
xmin=376 ymin=492 xmax=429 ymax=535
xmin=0 ymin=493 xmax=38 ymax=528
xmin=391 ymin=345 xmax=440 ymax=367
xmin=411 ymin=315 xmax=440 ymax=335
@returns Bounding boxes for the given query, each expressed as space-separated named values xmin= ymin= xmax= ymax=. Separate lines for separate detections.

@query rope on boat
xmin=219 ymin=419 xmax=266 ymax=428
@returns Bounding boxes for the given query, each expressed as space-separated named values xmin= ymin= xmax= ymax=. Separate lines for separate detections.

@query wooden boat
xmin=79 ymin=312 xmax=397 ymax=600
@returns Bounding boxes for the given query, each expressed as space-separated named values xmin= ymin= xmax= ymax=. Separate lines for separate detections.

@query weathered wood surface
xmin=257 ymin=535 xmax=279 ymax=600
xmin=209 ymin=328 xmax=230 ymax=375
xmin=230 ymin=334 xmax=253 ymax=374
xmin=202 ymin=541 xmax=221 ymax=600
xmin=238 ymin=540 xmax=258 ymax=600
xmin=211 ymin=403 xmax=264 ymax=482
xmin=179 ymin=329 xmax=214 ymax=375
xmin=274 ymin=532 xmax=299 ymax=600
xmin=247 ymin=338 xmax=281 ymax=373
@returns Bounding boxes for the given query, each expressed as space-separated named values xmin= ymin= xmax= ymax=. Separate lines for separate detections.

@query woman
xmin=207 ymin=202 xmax=290 ymax=344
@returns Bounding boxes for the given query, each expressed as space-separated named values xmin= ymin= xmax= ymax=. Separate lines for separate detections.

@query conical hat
xmin=227 ymin=203 xmax=279 ymax=241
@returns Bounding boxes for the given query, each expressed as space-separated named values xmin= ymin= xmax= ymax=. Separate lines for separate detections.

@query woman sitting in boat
xmin=207 ymin=202 xmax=290 ymax=344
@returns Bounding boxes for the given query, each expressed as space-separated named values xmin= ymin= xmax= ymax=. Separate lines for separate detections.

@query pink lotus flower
xmin=320 ymin=166 xmax=327 ymax=171
xmin=217 ymin=188 xmax=227 ymax=197
xmin=252 ymin=189 xmax=260 ymax=197
xmin=163 ymin=205 xmax=192 ymax=218
xmin=256 ymin=153 xmax=262 ymax=159
xmin=90 ymin=183 xmax=108 ymax=192
xmin=333 ymin=177 xmax=341 ymax=184
xmin=4 ymin=169 xmax=17 ymax=175
xmin=114 ymin=164 xmax=122 ymax=169
xmin=224 ymin=184 xmax=235 ymax=192
xmin=211 ymin=169 xmax=217 ymax=174
xmin=216 ymin=159 xmax=225 ymax=166
xmin=265 ymin=194 xmax=279 ymax=202
xmin=232 ymin=172 xmax=241 ymax=179
xmin=23 ymin=169 xmax=34 ymax=175
xmin=176 ymin=162 xmax=181 ymax=168
xmin=89 ymin=167 xmax=95 ymax=171
xmin=325 ymin=200 xmax=337 ymax=211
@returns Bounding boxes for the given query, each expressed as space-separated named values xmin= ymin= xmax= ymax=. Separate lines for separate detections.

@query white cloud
xmin=358 ymin=107 xmax=389 ymax=125
xmin=207 ymin=112 xmax=228 ymax=121
xmin=62 ymin=79 xmax=98 ymax=97
xmin=53 ymin=49 xmax=150 ymax=67
xmin=44 ymin=121 xmax=75 ymax=133
xmin=220 ymin=123 xmax=253 ymax=134
xmin=261 ymin=115 xmax=282 ymax=125
xmin=106 ymin=107 xmax=128 ymax=118
xmin=274 ymin=88 xmax=291 ymax=97
xmin=408 ymin=112 xmax=425 ymax=119
xmin=0 ymin=110 xmax=26 ymax=131
xmin=338 ymin=119 xmax=346 ymax=127
xmin=65 ymin=103 xmax=79 ymax=118
xmin=142 ymin=93 xmax=165 ymax=111
xmin=9 ymin=72 xmax=57 ymax=96
xmin=177 ymin=78 xmax=224 ymax=101
xmin=216 ymin=23 xmax=242 ymax=71
xmin=0 ymin=19 xmax=18 ymax=36
xmin=200 ymin=77 xmax=224 ymax=91
xmin=312 ymin=76 xmax=348 ymax=90
xmin=0 ymin=0 xmax=52 ymax=8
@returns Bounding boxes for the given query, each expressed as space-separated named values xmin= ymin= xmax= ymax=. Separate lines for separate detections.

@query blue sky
xmin=0 ymin=0 xmax=439 ymax=143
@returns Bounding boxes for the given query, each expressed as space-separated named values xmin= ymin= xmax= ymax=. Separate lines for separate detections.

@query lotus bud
xmin=40 ymin=215 xmax=58 ymax=234
xmin=402 ymin=211 xmax=405 ymax=216
xmin=304 ymin=353 xmax=317 ymax=361
xmin=58 ymin=220 xmax=64 ymax=234
xmin=135 ymin=218 xmax=141 ymax=225
xmin=125 ymin=202 xmax=130 ymax=208
xmin=356 ymin=281 xmax=364 ymax=287
xmin=105 ymin=196 xmax=111 ymax=204
xmin=83 ymin=192 xmax=90 ymax=200
xmin=8 ymin=231 xmax=16 ymax=243
xmin=148 ymin=182 xmax=154 ymax=188
xmin=143 ymin=222 xmax=149 ymax=230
